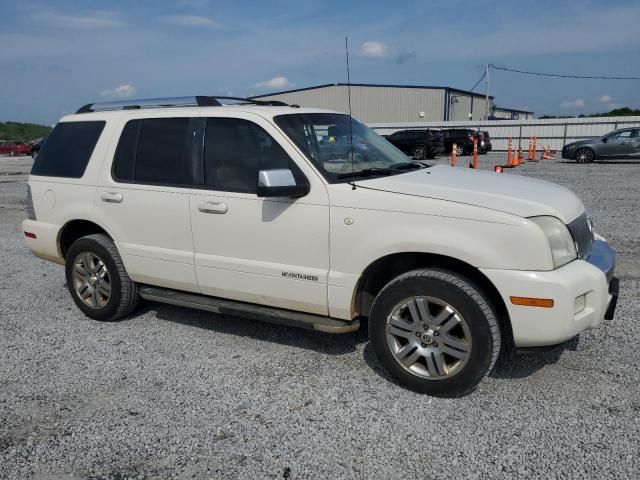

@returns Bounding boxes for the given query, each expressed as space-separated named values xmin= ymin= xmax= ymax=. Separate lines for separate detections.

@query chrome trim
xmin=586 ymin=240 xmax=616 ymax=283
xmin=567 ymin=213 xmax=594 ymax=259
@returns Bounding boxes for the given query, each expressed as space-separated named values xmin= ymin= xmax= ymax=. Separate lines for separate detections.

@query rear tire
xmin=65 ymin=234 xmax=139 ymax=321
xmin=369 ymin=269 xmax=501 ymax=397
xmin=455 ymin=145 xmax=465 ymax=156
xmin=412 ymin=145 xmax=426 ymax=160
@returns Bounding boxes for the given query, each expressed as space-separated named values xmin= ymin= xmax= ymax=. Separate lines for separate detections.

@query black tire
xmin=65 ymin=234 xmax=139 ymax=321
xmin=575 ymin=147 xmax=594 ymax=163
xmin=369 ymin=269 xmax=501 ymax=397
xmin=455 ymin=144 xmax=465 ymax=156
xmin=412 ymin=145 xmax=426 ymax=160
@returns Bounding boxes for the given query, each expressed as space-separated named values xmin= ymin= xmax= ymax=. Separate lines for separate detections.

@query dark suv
xmin=385 ymin=129 xmax=444 ymax=160
xmin=477 ymin=131 xmax=492 ymax=154
xmin=440 ymin=129 xmax=484 ymax=156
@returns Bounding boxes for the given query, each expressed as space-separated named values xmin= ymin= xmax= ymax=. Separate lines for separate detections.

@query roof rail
xmin=75 ymin=96 xmax=289 ymax=114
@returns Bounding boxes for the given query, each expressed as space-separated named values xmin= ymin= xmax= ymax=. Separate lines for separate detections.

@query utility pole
xmin=485 ymin=64 xmax=490 ymax=120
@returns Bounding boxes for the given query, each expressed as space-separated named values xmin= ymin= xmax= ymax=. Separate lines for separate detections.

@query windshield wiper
xmin=336 ymin=167 xmax=395 ymax=179
xmin=389 ymin=161 xmax=428 ymax=170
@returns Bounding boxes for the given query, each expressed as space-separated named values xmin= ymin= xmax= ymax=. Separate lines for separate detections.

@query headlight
xmin=529 ymin=216 xmax=577 ymax=269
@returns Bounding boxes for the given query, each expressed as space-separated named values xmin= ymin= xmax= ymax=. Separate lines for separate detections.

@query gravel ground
xmin=1 ymin=153 xmax=639 ymax=479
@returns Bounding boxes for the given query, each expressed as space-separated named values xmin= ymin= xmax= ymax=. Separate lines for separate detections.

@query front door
xmin=189 ymin=114 xmax=330 ymax=315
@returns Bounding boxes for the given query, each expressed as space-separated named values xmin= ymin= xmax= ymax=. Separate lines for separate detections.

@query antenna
xmin=345 ymin=36 xmax=356 ymax=190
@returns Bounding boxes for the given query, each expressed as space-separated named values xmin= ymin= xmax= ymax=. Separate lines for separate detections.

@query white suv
xmin=23 ymin=96 xmax=618 ymax=397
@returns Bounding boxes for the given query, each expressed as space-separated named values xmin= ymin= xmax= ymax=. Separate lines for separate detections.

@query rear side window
xmin=31 ymin=121 xmax=105 ymax=178
xmin=113 ymin=118 xmax=192 ymax=186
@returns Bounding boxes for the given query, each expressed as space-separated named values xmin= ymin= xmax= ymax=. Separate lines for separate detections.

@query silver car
xmin=562 ymin=128 xmax=640 ymax=163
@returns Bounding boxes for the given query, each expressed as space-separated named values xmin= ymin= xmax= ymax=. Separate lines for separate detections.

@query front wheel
xmin=369 ymin=269 xmax=501 ymax=397
xmin=455 ymin=145 xmax=465 ymax=156
xmin=65 ymin=234 xmax=139 ymax=321
xmin=575 ymin=147 xmax=594 ymax=163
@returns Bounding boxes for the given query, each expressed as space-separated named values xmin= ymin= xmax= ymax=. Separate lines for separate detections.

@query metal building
xmin=251 ymin=83 xmax=532 ymax=123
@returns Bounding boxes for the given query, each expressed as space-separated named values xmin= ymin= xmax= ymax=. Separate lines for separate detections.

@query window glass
xmin=275 ymin=113 xmax=412 ymax=184
xmin=617 ymin=130 xmax=632 ymax=138
xmin=113 ymin=120 xmax=141 ymax=181
xmin=631 ymin=129 xmax=640 ymax=138
xmin=31 ymin=121 xmax=105 ymax=178
xmin=135 ymin=118 xmax=192 ymax=186
xmin=203 ymin=118 xmax=298 ymax=194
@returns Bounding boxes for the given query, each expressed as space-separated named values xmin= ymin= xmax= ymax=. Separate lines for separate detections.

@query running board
xmin=138 ymin=286 xmax=360 ymax=334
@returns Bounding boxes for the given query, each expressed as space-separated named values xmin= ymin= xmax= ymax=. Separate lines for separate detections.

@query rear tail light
xmin=26 ymin=184 xmax=36 ymax=220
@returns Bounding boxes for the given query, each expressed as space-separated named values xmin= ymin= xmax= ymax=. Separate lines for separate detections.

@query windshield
xmin=274 ymin=113 xmax=417 ymax=183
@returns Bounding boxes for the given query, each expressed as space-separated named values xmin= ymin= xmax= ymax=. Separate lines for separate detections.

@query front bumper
xmin=480 ymin=239 xmax=617 ymax=347
xmin=561 ymin=145 xmax=576 ymax=159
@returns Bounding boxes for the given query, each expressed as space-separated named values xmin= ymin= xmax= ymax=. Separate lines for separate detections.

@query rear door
xmin=95 ymin=116 xmax=198 ymax=293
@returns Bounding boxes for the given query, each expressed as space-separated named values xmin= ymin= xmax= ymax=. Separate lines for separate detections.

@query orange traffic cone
xmin=541 ymin=145 xmax=555 ymax=160
xmin=450 ymin=143 xmax=457 ymax=167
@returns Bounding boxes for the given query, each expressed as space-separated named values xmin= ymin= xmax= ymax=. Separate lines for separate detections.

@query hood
xmin=360 ymin=165 xmax=584 ymax=223
xmin=565 ymin=138 xmax=596 ymax=148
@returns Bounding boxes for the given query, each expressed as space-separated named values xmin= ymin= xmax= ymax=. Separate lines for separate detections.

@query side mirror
xmin=257 ymin=169 xmax=309 ymax=198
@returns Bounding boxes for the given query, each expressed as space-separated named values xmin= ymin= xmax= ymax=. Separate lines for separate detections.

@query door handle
xmin=198 ymin=201 xmax=228 ymax=214
xmin=101 ymin=192 xmax=123 ymax=203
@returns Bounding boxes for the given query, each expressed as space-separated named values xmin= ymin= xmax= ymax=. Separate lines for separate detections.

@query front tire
xmin=65 ymin=234 xmax=139 ymax=321
xmin=575 ymin=147 xmax=594 ymax=163
xmin=369 ymin=269 xmax=501 ymax=397
xmin=455 ymin=145 xmax=465 ymax=156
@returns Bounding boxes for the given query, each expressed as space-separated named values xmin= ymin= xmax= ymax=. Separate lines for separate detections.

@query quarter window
xmin=31 ymin=121 xmax=105 ymax=178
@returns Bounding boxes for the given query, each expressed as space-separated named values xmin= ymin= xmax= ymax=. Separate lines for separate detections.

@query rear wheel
xmin=369 ymin=269 xmax=501 ymax=397
xmin=455 ymin=145 xmax=465 ymax=156
xmin=65 ymin=234 xmax=139 ymax=321
xmin=575 ymin=147 xmax=594 ymax=163
xmin=412 ymin=145 xmax=426 ymax=160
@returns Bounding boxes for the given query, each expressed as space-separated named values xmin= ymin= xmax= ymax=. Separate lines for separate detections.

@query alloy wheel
xmin=72 ymin=252 xmax=111 ymax=309
xmin=576 ymin=148 xmax=593 ymax=163
xmin=386 ymin=296 xmax=471 ymax=379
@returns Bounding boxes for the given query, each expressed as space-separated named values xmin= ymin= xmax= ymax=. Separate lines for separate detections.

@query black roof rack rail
xmin=75 ymin=96 xmax=289 ymax=114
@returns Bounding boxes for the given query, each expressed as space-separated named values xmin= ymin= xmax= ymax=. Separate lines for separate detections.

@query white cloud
xmin=560 ymin=99 xmax=585 ymax=109
xmin=100 ymin=84 xmax=135 ymax=98
xmin=159 ymin=15 xmax=219 ymax=28
xmin=360 ymin=41 xmax=387 ymax=58
xmin=254 ymin=76 xmax=293 ymax=89
xmin=598 ymin=94 xmax=613 ymax=103
xmin=35 ymin=11 xmax=125 ymax=29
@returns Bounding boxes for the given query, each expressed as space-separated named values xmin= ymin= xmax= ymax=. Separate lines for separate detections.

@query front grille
xmin=567 ymin=213 xmax=594 ymax=259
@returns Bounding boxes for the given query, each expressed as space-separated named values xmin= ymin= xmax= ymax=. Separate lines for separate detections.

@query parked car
xmin=0 ymin=141 xmax=32 ymax=156
xmin=29 ymin=139 xmax=45 ymax=159
xmin=562 ymin=128 xmax=640 ymax=163
xmin=385 ymin=129 xmax=444 ymax=160
xmin=478 ymin=131 xmax=492 ymax=154
xmin=440 ymin=129 xmax=479 ymax=156
xmin=23 ymin=96 xmax=617 ymax=397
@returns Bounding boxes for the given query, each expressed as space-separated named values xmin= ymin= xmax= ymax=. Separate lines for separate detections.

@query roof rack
xmin=75 ymin=96 xmax=290 ymax=114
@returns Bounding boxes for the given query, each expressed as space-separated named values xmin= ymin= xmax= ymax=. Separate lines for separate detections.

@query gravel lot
xmin=1 ymin=153 xmax=639 ymax=479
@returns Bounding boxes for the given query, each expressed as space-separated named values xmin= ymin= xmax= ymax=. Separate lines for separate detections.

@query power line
xmin=469 ymin=71 xmax=486 ymax=92
xmin=489 ymin=64 xmax=640 ymax=80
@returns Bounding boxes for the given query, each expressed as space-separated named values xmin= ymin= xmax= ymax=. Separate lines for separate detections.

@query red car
xmin=0 ymin=141 xmax=32 ymax=156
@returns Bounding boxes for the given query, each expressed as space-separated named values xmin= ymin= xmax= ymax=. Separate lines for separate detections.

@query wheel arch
xmin=58 ymin=219 xmax=116 ymax=259
xmin=353 ymin=252 xmax=512 ymax=341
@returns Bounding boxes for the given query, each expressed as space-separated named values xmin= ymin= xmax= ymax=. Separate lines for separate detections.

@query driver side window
xmin=203 ymin=118 xmax=304 ymax=194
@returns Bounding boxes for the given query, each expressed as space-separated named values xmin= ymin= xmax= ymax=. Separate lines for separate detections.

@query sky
xmin=1 ymin=0 xmax=639 ymax=125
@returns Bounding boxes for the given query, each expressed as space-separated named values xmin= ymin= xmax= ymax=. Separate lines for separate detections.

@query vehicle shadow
xmin=490 ymin=336 xmax=580 ymax=380
xmin=361 ymin=331 xmax=581 ymax=393
xmin=143 ymin=301 xmax=369 ymax=356
xmin=558 ymin=160 xmax=639 ymax=165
